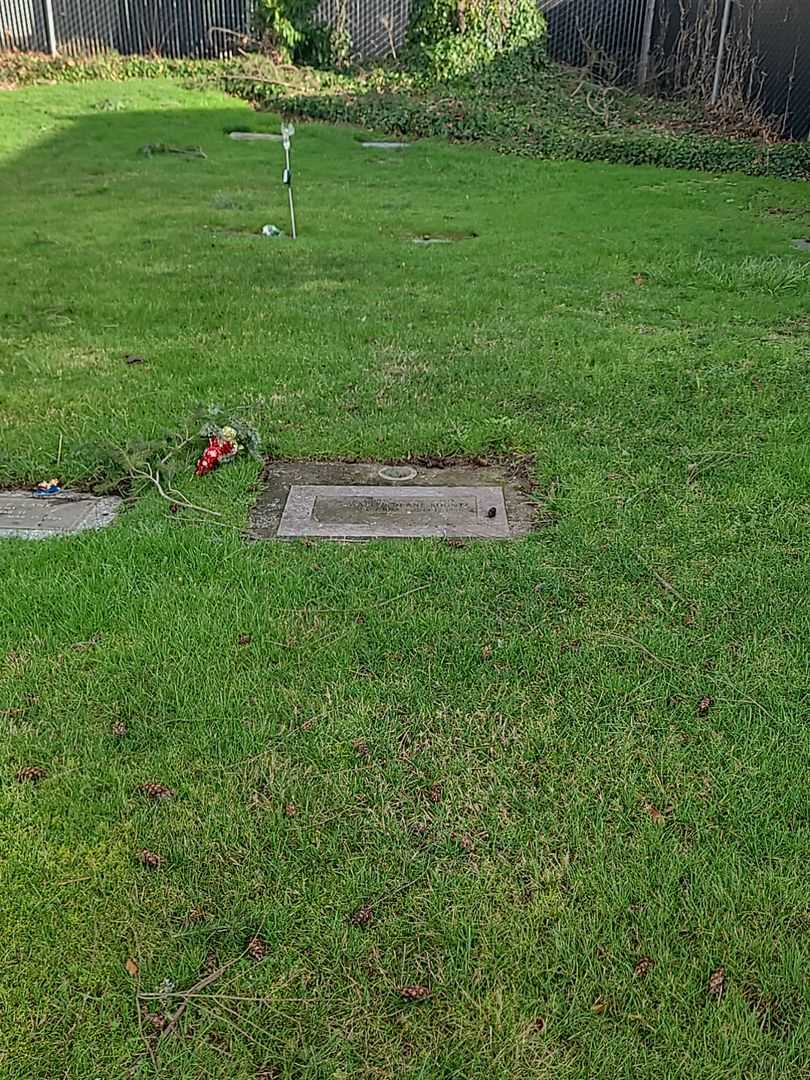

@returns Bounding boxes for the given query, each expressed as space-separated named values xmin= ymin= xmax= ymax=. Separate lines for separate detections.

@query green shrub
xmin=407 ymin=0 xmax=546 ymax=77
xmin=224 ymin=73 xmax=810 ymax=180
xmin=5 ymin=50 xmax=810 ymax=182
xmin=0 ymin=51 xmax=225 ymax=85
xmin=252 ymin=0 xmax=336 ymax=66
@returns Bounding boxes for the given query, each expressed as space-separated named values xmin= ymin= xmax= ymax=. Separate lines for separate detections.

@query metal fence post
xmin=43 ymin=0 xmax=57 ymax=55
xmin=637 ymin=0 xmax=657 ymax=88
xmin=711 ymin=0 xmax=734 ymax=105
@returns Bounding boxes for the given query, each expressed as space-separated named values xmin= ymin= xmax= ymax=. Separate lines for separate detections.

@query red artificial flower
xmin=195 ymin=436 xmax=236 ymax=476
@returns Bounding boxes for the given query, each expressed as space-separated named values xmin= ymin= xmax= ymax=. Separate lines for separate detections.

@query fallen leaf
xmin=125 ymin=957 xmax=140 ymax=978
xmin=399 ymin=985 xmax=430 ymax=1001
xmin=352 ymin=739 xmax=370 ymax=759
xmin=633 ymin=273 xmax=648 ymax=286
xmin=708 ymin=966 xmax=725 ymax=999
xmin=642 ymin=801 xmax=666 ymax=826
xmin=428 ymin=782 xmax=443 ymax=803
xmin=591 ymin=996 xmax=607 ymax=1015
xmin=237 ymin=634 xmax=252 ymax=646
xmin=481 ymin=644 xmax=493 ymax=660
xmin=284 ymin=802 xmax=297 ymax=817
xmin=698 ymin=695 xmax=714 ymax=715
xmin=525 ymin=1016 xmax=546 ymax=1036
xmin=70 ymin=636 xmax=100 ymax=652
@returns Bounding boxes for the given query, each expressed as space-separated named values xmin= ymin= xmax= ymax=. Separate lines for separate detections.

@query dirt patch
xmin=767 ymin=206 xmax=810 ymax=218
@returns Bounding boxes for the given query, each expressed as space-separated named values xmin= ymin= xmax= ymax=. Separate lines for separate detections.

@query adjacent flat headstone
xmin=229 ymin=131 xmax=283 ymax=142
xmin=412 ymin=233 xmax=477 ymax=245
xmin=0 ymin=491 xmax=121 ymax=540
xmin=791 ymin=238 xmax=810 ymax=251
xmin=278 ymin=484 xmax=508 ymax=540
xmin=361 ymin=141 xmax=409 ymax=149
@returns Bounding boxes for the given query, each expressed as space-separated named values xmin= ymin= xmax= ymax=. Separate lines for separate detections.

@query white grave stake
xmin=281 ymin=123 xmax=297 ymax=239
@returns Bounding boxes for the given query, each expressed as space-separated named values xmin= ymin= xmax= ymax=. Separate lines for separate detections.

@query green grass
xmin=1 ymin=79 xmax=809 ymax=1079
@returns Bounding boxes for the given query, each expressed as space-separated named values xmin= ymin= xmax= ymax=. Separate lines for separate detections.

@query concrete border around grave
xmin=247 ymin=458 xmax=543 ymax=542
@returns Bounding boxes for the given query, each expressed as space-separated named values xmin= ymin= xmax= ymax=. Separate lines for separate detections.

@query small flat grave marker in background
xmin=229 ymin=131 xmax=283 ymax=142
xmin=0 ymin=491 xmax=121 ymax=540
xmin=249 ymin=462 xmax=537 ymax=542
xmin=361 ymin=141 xmax=410 ymax=150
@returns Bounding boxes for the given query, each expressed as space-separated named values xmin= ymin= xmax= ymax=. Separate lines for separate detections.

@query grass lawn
xmin=1 ymin=78 xmax=809 ymax=1079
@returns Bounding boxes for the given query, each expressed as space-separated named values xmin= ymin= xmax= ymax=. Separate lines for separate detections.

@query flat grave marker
xmin=278 ymin=484 xmax=508 ymax=540
xmin=0 ymin=491 xmax=121 ymax=540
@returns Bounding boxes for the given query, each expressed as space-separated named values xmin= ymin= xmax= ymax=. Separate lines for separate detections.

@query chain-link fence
xmin=546 ymin=0 xmax=651 ymax=81
xmin=312 ymin=0 xmax=411 ymax=61
xmin=545 ymin=0 xmax=810 ymax=137
xmin=0 ymin=0 xmax=252 ymax=58
xmin=1 ymin=0 xmax=808 ymax=135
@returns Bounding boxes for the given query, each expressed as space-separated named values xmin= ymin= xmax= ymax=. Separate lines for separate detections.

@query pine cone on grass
xmin=708 ymin=966 xmax=726 ymax=999
xmin=17 ymin=765 xmax=47 ymax=783
xmin=349 ymin=905 xmax=373 ymax=927
xmin=138 ymin=849 xmax=164 ymax=869
xmin=399 ymin=985 xmax=430 ymax=1002
xmin=633 ymin=956 xmax=654 ymax=978
xmin=137 ymin=782 xmax=175 ymax=800
xmin=112 ymin=720 xmax=127 ymax=738
xmin=247 ymin=936 xmax=266 ymax=962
